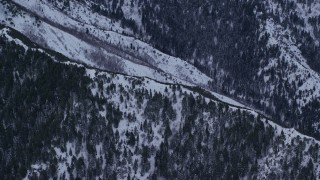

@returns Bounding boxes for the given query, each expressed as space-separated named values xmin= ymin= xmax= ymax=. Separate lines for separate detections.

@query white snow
xmin=4 ymin=0 xmax=212 ymax=88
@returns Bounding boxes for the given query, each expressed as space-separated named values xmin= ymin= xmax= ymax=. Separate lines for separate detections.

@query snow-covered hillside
xmin=1 ymin=26 xmax=320 ymax=179
xmin=259 ymin=18 xmax=320 ymax=108
xmin=2 ymin=0 xmax=320 ymax=179
xmin=0 ymin=0 xmax=212 ymax=87
xmin=3 ymin=0 xmax=320 ymax=127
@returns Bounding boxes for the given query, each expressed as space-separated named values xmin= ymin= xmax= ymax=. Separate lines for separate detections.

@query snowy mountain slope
xmin=84 ymin=57 xmax=320 ymax=180
xmin=0 ymin=25 xmax=246 ymax=113
xmin=260 ymin=0 xmax=320 ymax=108
xmin=2 ymin=23 xmax=318 ymax=153
xmin=1 ymin=0 xmax=319 ymax=138
xmin=1 ymin=0 xmax=320 ymax=179
xmin=81 ymin=0 xmax=320 ymax=140
xmin=0 ymin=0 xmax=212 ymax=87
xmin=259 ymin=18 xmax=320 ymax=109
xmin=1 ymin=27 xmax=320 ymax=179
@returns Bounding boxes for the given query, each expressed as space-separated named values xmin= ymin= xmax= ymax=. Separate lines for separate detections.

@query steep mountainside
xmin=1 ymin=0 xmax=320 ymax=179
xmin=1 ymin=0 xmax=320 ymax=139
xmin=1 ymin=26 xmax=320 ymax=180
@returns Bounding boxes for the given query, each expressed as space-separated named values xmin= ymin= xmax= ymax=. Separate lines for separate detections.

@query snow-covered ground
xmin=1 ymin=0 xmax=212 ymax=88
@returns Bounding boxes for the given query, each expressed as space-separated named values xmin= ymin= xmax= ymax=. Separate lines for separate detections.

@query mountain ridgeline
xmin=1 ymin=27 xmax=320 ymax=179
